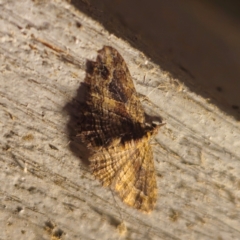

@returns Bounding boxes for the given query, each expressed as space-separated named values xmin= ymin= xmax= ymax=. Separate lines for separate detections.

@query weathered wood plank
xmin=0 ymin=1 xmax=240 ymax=240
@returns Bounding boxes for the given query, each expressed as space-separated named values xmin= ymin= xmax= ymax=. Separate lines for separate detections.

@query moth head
xmin=145 ymin=121 xmax=165 ymax=138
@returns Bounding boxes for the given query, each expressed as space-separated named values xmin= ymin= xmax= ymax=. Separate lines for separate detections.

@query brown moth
xmin=78 ymin=46 xmax=161 ymax=212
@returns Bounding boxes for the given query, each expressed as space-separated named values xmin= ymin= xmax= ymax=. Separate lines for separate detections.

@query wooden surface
xmin=1 ymin=1 xmax=240 ymax=240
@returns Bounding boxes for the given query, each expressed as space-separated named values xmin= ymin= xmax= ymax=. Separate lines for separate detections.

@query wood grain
xmin=0 ymin=1 xmax=240 ymax=239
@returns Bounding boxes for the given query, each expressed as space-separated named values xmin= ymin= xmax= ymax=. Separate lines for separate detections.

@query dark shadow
xmin=64 ymin=80 xmax=91 ymax=166
xmin=70 ymin=0 xmax=240 ymax=120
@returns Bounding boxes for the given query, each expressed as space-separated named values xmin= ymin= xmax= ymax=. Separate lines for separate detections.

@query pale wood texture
xmin=0 ymin=1 xmax=240 ymax=240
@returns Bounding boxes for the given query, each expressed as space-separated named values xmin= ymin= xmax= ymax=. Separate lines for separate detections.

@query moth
xmin=78 ymin=46 xmax=161 ymax=212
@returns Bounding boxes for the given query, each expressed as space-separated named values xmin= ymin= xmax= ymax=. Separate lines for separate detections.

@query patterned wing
xmin=78 ymin=46 xmax=145 ymax=148
xmin=90 ymin=137 xmax=157 ymax=212
xmin=77 ymin=106 xmax=133 ymax=148
xmin=86 ymin=46 xmax=145 ymax=124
